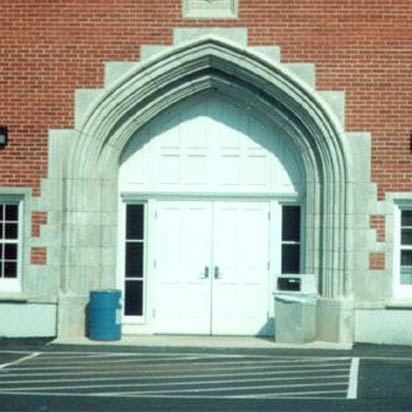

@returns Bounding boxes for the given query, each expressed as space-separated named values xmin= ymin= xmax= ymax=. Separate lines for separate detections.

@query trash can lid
xmin=274 ymin=293 xmax=317 ymax=304
xmin=90 ymin=289 xmax=121 ymax=295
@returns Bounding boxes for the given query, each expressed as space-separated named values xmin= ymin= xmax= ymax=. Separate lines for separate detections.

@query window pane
xmin=124 ymin=280 xmax=143 ymax=316
xmin=0 ymin=205 xmax=3 ymax=221
xmin=401 ymin=229 xmax=412 ymax=245
xmin=126 ymin=205 xmax=144 ymax=240
xmin=125 ymin=242 xmax=143 ymax=277
xmin=401 ymin=250 xmax=412 ymax=266
xmin=4 ymin=244 xmax=17 ymax=260
xmin=401 ymin=267 xmax=412 ymax=285
xmin=5 ymin=205 xmax=18 ymax=221
xmin=401 ymin=210 xmax=412 ymax=227
xmin=282 ymin=244 xmax=300 ymax=274
xmin=4 ymin=261 xmax=17 ymax=278
xmin=282 ymin=206 xmax=301 ymax=242
xmin=5 ymin=223 xmax=18 ymax=239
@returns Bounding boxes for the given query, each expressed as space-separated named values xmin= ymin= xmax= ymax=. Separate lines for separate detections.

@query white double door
xmin=154 ymin=200 xmax=270 ymax=335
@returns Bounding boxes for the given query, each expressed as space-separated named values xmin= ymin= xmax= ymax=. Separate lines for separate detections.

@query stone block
xmin=105 ymin=62 xmax=137 ymax=88
xmin=249 ymin=46 xmax=281 ymax=63
xmin=173 ymin=27 xmax=247 ymax=47
xmin=283 ymin=63 xmax=316 ymax=89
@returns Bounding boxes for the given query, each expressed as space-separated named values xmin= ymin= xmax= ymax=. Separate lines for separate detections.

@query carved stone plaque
xmin=182 ymin=0 xmax=238 ymax=19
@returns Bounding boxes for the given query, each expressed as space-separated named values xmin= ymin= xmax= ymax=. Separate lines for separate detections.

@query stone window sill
xmin=0 ymin=294 xmax=28 ymax=303
xmin=386 ymin=301 xmax=412 ymax=310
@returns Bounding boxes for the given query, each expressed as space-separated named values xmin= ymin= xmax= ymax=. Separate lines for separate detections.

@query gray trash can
xmin=274 ymin=293 xmax=317 ymax=344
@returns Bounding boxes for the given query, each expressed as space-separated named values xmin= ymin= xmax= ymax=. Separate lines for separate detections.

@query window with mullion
xmin=400 ymin=210 xmax=412 ymax=286
xmin=0 ymin=203 xmax=19 ymax=280
xmin=281 ymin=205 xmax=301 ymax=274
xmin=124 ymin=204 xmax=145 ymax=316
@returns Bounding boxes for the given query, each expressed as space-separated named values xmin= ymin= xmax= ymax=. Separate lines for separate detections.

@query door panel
xmin=154 ymin=200 xmax=270 ymax=335
xmin=154 ymin=201 xmax=212 ymax=334
xmin=212 ymin=202 xmax=270 ymax=335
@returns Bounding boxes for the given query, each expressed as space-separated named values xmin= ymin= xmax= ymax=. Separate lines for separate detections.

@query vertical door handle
xmin=200 ymin=266 xmax=209 ymax=279
xmin=214 ymin=266 xmax=222 ymax=279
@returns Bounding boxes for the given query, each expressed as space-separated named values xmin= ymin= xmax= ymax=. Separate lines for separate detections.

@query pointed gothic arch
xmin=58 ymin=34 xmax=357 ymax=341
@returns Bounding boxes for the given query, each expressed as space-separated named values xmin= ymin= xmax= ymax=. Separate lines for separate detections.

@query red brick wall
xmin=369 ymin=252 xmax=386 ymax=271
xmin=0 ymin=1 xmax=411 ymax=199
xmin=370 ymin=215 xmax=386 ymax=242
xmin=31 ymin=246 xmax=47 ymax=265
xmin=31 ymin=211 xmax=48 ymax=237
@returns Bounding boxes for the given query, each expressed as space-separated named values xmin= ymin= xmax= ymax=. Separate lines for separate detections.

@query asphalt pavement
xmin=0 ymin=339 xmax=412 ymax=411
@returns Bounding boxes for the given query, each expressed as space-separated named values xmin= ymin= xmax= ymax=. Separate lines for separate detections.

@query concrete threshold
xmin=51 ymin=335 xmax=352 ymax=351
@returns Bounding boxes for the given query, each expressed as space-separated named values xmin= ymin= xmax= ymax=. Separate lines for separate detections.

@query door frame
xmin=117 ymin=192 xmax=304 ymax=335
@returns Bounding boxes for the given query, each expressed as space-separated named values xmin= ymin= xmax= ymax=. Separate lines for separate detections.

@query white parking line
xmin=98 ymin=381 xmax=348 ymax=397
xmin=21 ymin=355 xmax=212 ymax=366
xmin=347 ymin=357 xmax=359 ymax=399
xmin=0 ymin=367 xmax=350 ymax=383
xmin=0 ymin=372 xmax=350 ymax=392
xmin=0 ymin=352 xmax=40 ymax=370
xmin=0 ymin=351 xmax=355 ymax=400
xmin=2 ymin=356 xmax=351 ymax=371
xmin=249 ymin=389 xmax=349 ymax=399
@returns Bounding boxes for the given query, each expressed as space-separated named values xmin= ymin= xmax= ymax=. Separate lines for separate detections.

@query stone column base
xmin=57 ymin=292 xmax=88 ymax=338
xmin=316 ymin=297 xmax=354 ymax=344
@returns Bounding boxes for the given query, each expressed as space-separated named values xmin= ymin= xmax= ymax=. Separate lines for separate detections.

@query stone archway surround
xmin=49 ymin=28 xmax=373 ymax=343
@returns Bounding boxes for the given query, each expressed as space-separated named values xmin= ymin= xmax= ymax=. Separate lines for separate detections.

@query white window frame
xmin=279 ymin=202 xmax=305 ymax=275
xmin=393 ymin=201 xmax=412 ymax=299
xmin=0 ymin=196 xmax=23 ymax=293
xmin=117 ymin=198 xmax=148 ymax=324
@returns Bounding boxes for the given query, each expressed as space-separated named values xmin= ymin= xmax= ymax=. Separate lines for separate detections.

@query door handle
xmin=214 ymin=266 xmax=222 ymax=279
xmin=200 ymin=266 xmax=209 ymax=279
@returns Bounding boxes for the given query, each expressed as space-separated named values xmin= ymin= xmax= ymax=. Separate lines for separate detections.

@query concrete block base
xmin=0 ymin=303 xmax=57 ymax=337
xmin=355 ymin=309 xmax=412 ymax=345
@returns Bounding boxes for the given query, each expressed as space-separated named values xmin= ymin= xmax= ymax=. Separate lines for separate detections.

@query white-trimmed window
xmin=123 ymin=203 xmax=146 ymax=318
xmin=0 ymin=200 xmax=22 ymax=293
xmin=394 ymin=203 xmax=412 ymax=298
xmin=281 ymin=205 xmax=302 ymax=274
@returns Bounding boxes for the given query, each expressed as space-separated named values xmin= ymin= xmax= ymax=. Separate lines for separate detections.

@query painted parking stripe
xmin=247 ymin=389 xmax=349 ymax=399
xmin=347 ymin=357 xmax=359 ymax=399
xmin=95 ymin=381 xmax=349 ymax=397
xmin=0 ymin=351 xmax=355 ymax=400
xmin=0 ymin=372 xmax=350 ymax=392
xmin=0 ymin=352 xmax=40 ymax=370
xmin=0 ymin=381 xmax=349 ymax=397
xmin=4 ymin=357 xmax=351 ymax=370
xmin=23 ymin=355 xmax=352 ymax=364
xmin=0 ymin=367 xmax=351 ymax=382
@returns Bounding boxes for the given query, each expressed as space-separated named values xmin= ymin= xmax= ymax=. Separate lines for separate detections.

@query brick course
xmin=370 ymin=214 xmax=386 ymax=243
xmin=369 ymin=252 xmax=386 ymax=271
xmin=32 ymin=211 xmax=48 ymax=238
xmin=30 ymin=246 xmax=47 ymax=265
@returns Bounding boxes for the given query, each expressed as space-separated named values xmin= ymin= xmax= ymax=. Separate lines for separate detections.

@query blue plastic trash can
xmin=88 ymin=289 xmax=122 ymax=341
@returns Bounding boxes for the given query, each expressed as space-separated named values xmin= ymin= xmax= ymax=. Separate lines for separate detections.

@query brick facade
xmin=1 ymin=1 xmax=411 ymax=201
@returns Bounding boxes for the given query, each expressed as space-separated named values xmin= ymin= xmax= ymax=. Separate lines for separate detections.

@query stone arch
xmin=58 ymin=33 xmax=356 ymax=340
